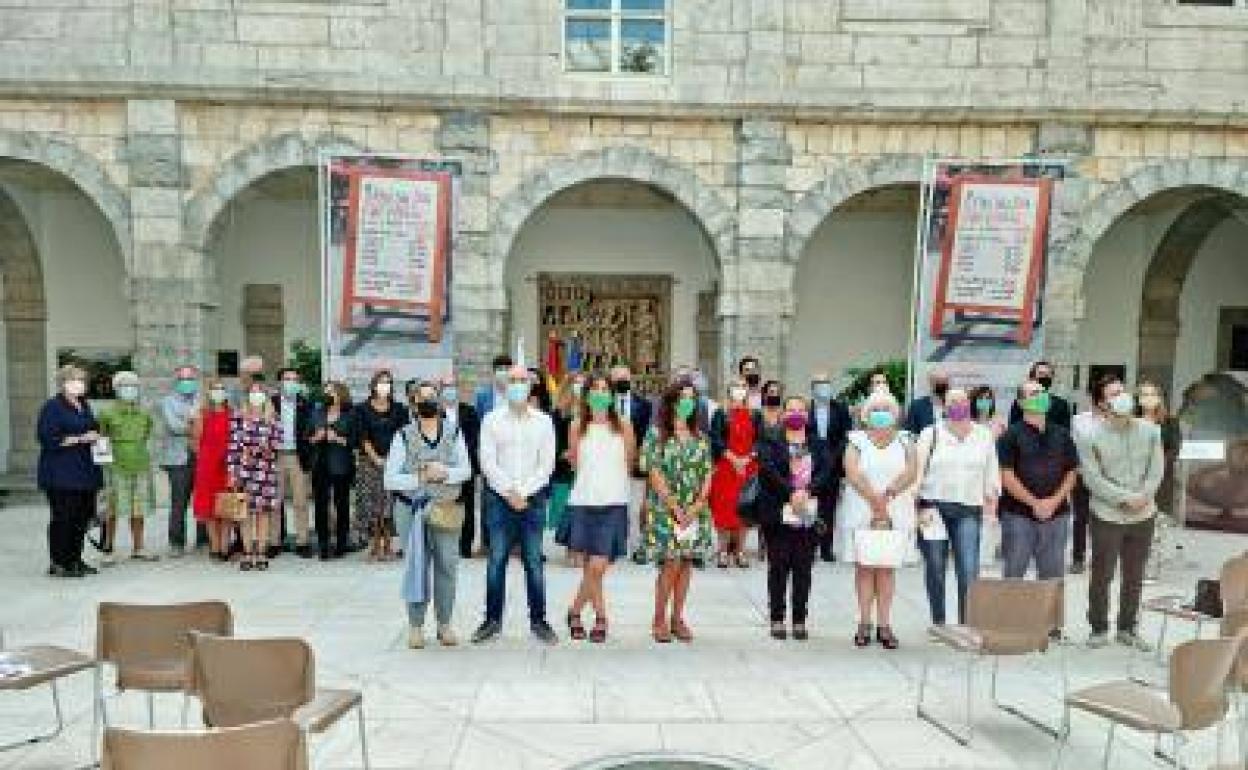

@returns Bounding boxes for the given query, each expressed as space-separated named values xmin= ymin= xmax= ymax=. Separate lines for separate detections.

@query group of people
xmin=35 ymin=351 xmax=1176 ymax=652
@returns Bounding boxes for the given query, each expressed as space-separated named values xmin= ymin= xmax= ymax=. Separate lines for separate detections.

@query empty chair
xmin=95 ymin=601 xmax=233 ymax=729
xmin=917 ymin=578 xmax=1064 ymax=745
xmin=0 ymin=630 xmax=96 ymax=756
xmin=189 ymin=632 xmax=369 ymax=769
xmin=1053 ymin=633 xmax=1247 ymax=769
xmin=1144 ymin=554 xmax=1248 ymax=665
xmin=102 ymin=719 xmax=306 ymax=770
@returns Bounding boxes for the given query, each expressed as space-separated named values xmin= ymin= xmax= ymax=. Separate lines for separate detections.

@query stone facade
xmin=2 ymin=0 xmax=1248 ymax=471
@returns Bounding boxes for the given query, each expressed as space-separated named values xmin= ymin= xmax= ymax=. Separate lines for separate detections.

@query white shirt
xmin=916 ymin=421 xmax=1001 ymax=508
xmin=1073 ymin=410 xmax=1104 ymax=443
xmin=480 ymin=405 xmax=557 ymax=499
xmin=814 ymin=404 xmax=830 ymax=439
xmin=279 ymin=397 xmax=297 ymax=450
xmin=569 ymin=422 xmax=632 ymax=506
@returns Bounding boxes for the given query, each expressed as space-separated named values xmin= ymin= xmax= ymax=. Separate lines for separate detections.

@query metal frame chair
xmin=188 ymin=632 xmax=370 ymax=770
xmin=101 ymin=719 xmax=307 ymax=770
xmin=0 ymin=629 xmax=97 ymax=757
xmin=1143 ymin=554 xmax=1248 ymax=668
xmin=917 ymin=578 xmax=1066 ymax=745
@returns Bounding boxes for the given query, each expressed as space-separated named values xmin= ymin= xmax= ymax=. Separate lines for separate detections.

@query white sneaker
xmin=407 ymin=627 xmax=425 ymax=650
xmin=437 ymin=625 xmax=459 ymax=647
xmin=1116 ymin=630 xmax=1154 ymax=652
xmin=1087 ymin=632 xmax=1109 ymax=649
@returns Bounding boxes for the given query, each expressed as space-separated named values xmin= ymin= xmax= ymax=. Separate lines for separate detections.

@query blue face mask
xmin=866 ymin=409 xmax=895 ymax=430
xmin=442 ymin=387 xmax=459 ymax=404
xmin=812 ymin=382 xmax=833 ymax=402
xmin=175 ymin=379 xmax=198 ymax=397
xmin=281 ymin=381 xmax=302 ymax=398
xmin=506 ymin=382 xmax=530 ymax=404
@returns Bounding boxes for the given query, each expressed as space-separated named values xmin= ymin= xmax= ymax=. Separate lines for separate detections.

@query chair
xmin=917 ymin=578 xmax=1065 ymax=745
xmin=188 ymin=632 xmax=370 ymax=769
xmin=102 ymin=719 xmax=307 ymax=770
xmin=1052 ymin=633 xmax=1247 ymax=769
xmin=0 ymin=629 xmax=96 ymax=755
xmin=1144 ymin=554 xmax=1248 ymax=667
xmin=95 ymin=601 xmax=233 ymax=730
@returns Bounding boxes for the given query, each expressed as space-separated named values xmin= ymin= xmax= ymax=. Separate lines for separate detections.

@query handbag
xmin=213 ymin=491 xmax=249 ymax=522
xmin=426 ymin=498 xmax=465 ymax=532
xmin=1193 ymin=578 xmax=1223 ymax=618
xmin=737 ymin=474 xmax=760 ymax=525
xmin=853 ymin=518 xmax=909 ymax=568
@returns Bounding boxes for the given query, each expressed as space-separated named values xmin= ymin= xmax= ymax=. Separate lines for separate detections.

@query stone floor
xmin=0 ymin=501 xmax=1244 ymax=770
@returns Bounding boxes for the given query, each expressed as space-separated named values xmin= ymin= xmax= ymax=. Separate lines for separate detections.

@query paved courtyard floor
xmin=0 ymin=501 xmax=1244 ymax=770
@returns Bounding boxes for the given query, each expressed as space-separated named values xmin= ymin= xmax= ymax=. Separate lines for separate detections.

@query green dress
xmin=641 ymin=428 xmax=713 ymax=563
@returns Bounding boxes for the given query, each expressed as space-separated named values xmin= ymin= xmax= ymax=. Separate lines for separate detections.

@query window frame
xmin=562 ymin=0 xmax=672 ymax=79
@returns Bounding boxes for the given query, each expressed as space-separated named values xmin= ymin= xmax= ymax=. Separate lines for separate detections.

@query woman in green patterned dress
xmin=642 ymin=380 xmax=713 ymax=644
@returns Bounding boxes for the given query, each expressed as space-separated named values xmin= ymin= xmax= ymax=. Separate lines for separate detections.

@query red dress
xmin=192 ymin=407 xmax=231 ymax=521
xmin=710 ymin=407 xmax=757 ymax=530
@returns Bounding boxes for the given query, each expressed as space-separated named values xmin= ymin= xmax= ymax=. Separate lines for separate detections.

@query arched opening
xmin=1080 ymin=186 xmax=1248 ymax=400
xmin=203 ymin=166 xmax=320 ymax=378
xmin=0 ymin=159 xmax=129 ymax=474
xmin=503 ymin=179 xmax=721 ymax=394
xmin=789 ymin=183 xmax=921 ymax=390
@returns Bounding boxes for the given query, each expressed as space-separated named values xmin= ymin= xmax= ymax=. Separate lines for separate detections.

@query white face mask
xmin=375 ymin=382 xmax=392 ymax=398
xmin=64 ymin=380 xmax=86 ymax=398
xmin=248 ymin=391 xmax=268 ymax=408
xmin=1139 ymin=394 xmax=1162 ymax=411
xmin=729 ymin=386 xmax=748 ymax=403
xmin=208 ymin=389 xmax=227 ymax=404
xmin=1108 ymin=392 xmax=1135 ymax=417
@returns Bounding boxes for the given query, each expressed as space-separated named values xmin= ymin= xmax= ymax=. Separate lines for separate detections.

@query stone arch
xmin=183 ymin=131 xmax=366 ymax=252
xmin=0 ymin=130 xmax=132 ymax=265
xmin=490 ymin=147 xmax=736 ymax=271
xmin=786 ymin=154 xmax=926 ymax=263
xmin=0 ymin=185 xmax=47 ymax=473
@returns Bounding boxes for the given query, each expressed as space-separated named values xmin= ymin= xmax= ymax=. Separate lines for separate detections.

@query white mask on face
xmin=729 ymin=386 xmax=748 ymax=403
xmin=1139 ymin=394 xmax=1162 ymax=411
xmin=375 ymin=382 xmax=392 ymax=398
xmin=208 ymin=388 xmax=227 ymax=405
xmin=64 ymin=380 xmax=86 ymax=398
xmin=248 ymin=391 xmax=268 ymax=408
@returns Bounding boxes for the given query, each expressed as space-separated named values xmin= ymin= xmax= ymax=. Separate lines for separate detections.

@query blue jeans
xmin=1000 ymin=511 xmax=1069 ymax=581
xmin=484 ymin=489 xmax=547 ymax=625
xmin=916 ymin=502 xmax=982 ymax=625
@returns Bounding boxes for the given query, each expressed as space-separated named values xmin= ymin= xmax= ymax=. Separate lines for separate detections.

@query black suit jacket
xmin=903 ymin=396 xmax=938 ymax=436
xmin=807 ymin=401 xmax=851 ymax=505
xmin=272 ymin=394 xmax=315 ymax=472
xmin=455 ymin=401 xmax=481 ymax=477
xmin=755 ymin=433 xmax=834 ymax=534
xmin=621 ymin=394 xmax=652 ymax=477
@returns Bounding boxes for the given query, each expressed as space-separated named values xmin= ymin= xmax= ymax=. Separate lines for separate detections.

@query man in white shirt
xmin=473 ymin=365 xmax=558 ymax=645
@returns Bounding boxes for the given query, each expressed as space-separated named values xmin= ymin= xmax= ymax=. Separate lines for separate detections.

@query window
xmin=564 ymin=0 xmax=669 ymax=76
xmin=1175 ymin=0 xmax=1240 ymax=6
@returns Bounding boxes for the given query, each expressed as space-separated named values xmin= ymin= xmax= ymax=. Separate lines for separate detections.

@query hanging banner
xmin=909 ymin=159 xmax=1067 ymax=402
xmin=321 ymin=155 xmax=461 ymax=397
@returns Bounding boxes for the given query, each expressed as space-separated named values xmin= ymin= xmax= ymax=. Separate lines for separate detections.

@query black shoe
xmin=74 ymin=562 xmax=98 ymax=575
xmin=296 ymin=545 xmax=314 ymax=559
xmin=265 ymin=545 xmax=281 ymax=559
xmin=472 ymin=620 xmax=502 ymax=644
xmin=333 ymin=544 xmax=348 ymax=559
xmin=770 ymin=624 xmax=788 ymax=641
xmin=819 ymin=547 xmax=836 ymax=563
xmin=531 ymin=620 xmax=558 ymax=645
xmin=48 ymin=564 xmax=83 ymax=578
xmin=319 ymin=549 xmax=331 ymax=561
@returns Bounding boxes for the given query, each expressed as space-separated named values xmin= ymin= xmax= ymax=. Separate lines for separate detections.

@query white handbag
xmin=853 ymin=526 xmax=910 ymax=568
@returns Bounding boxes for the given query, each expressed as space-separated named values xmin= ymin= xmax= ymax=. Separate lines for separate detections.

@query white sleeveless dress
xmin=836 ymin=430 xmax=916 ymax=564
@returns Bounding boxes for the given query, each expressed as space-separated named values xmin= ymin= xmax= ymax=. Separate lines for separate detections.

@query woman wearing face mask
xmin=192 ymin=378 xmax=234 ymax=560
xmin=1136 ymin=380 xmax=1180 ymax=516
xmin=757 ymin=395 xmax=831 ymax=640
xmin=642 ymin=382 xmax=714 ymax=643
xmin=760 ymin=380 xmax=785 ymax=437
xmin=36 ymin=365 xmax=106 ymax=577
xmin=551 ymin=373 xmax=586 ymax=561
xmin=914 ymin=388 xmax=1001 ymax=628
xmin=97 ymin=371 xmax=157 ymax=564
xmin=839 ymin=391 xmax=916 ymax=649
xmin=709 ymin=377 xmax=761 ymax=568
xmin=355 ymin=370 xmax=410 ymax=561
xmin=308 ymin=381 xmax=357 ymax=560
xmin=968 ymin=384 xmax=1005 ymax=440
xmin=226 ymin=380 xmax=282 ymax=571
xmin=564 ymin=374 xmax=636 ymax=643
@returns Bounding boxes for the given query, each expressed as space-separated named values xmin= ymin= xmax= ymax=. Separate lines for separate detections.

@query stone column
xmin=438 ymin=110 xmax=505 ymax=383
xmin=243 ymin=284 xmax=285 ymax=379
xmin=124 ymin=99 xmax=206 ymax=389
xmin=726 ymin=118 xmax=794 ymax=384
xmin=4 ymin=308 xmax=46 ymax=474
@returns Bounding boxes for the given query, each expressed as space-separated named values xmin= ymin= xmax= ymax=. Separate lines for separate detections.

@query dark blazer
xmin=272 ymin=394 xmax=316 ymax=472
xmin=307 ymin=404 xmax=358 ymax=480
xmin=808 ymin=400 xmax=851 ymax=506
xmin=453 ymin=401 xmax=482 ymax=478
xmin=1008 ymin=393 xmax=1073 ymax=431
xmin=36 ymin=395 xmax=104 ymax=492
xmin=709 ymin=406 xmax=763 ymax=462
xmin=902 ymin=395 xmax=939 ymax=436
xmin=755 ymin=432 xmax=834 ymax=533
xmin=620 ymin=394 xmax=652 ymax=476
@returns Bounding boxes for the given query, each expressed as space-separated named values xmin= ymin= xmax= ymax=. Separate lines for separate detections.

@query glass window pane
xmin=565 ymin=19 xmax=612 ymax=72
xmin=567 ymin=0 xmax=611 ymax=10
xmin=620 ymin=19 xmax=665 ymax=74
xmin=622 ymin=0 xmax=666 ymax=11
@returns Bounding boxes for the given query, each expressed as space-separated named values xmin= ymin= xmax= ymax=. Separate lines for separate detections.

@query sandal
xmin=716 ymin=552 xmax=730 ymax=569
xmin=671 ymin=619 xmax=693 ymax=643
xmin=877 ymin=625 xmax=899 ymax=650
xmin=567 ymin=611 xmax=586 ymax=641
xmin=735 ymin=553 xmax=750 ymax=569
xmin=589 ymin=618 xmax=608 ymax=644
xmin=652 ymin=623 xmax=672 ymax=644
xmin=240 ymin=558 xmax=254 ymax=572
xmin=256 ymin=559 xmax=270 ymax=571
xmin=853 ymin=623 xmax=873 ymax=648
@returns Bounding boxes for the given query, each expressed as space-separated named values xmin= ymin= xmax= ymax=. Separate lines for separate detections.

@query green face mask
xmin=1020 ymin=392 xmax=1051 ymax=415
xmin=587 ymin=391 xmax=613 ymax=414
xmin=676 ymin=397 xmax=697 ymax=420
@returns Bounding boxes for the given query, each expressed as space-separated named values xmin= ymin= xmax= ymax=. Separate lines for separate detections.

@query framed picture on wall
xmin=216 ymin=350 xmax=239 ymax=377
xmin=56 ymin=348 xmax=133 ymax=400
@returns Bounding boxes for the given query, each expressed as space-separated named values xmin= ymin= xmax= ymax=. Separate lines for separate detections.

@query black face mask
xmin=415 ymin=401 xmax=440 ymax=419
xmin=744 ymin=373 xmax=761 ymax=388
xmin=763 ymin=395 xmax=783 ymax=408
xmin=613 ymin=380 xmax=631 ymax=395
xmin=932 ymin=383 xmax=949 ymax=398
xmin=1037 ymin=376 xmax=1054 ymax=391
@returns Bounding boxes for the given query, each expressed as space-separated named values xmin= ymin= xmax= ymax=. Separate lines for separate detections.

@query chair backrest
xmin=1220 ymin=609 xmax=1248 ymax=686
xmin=1169 ymin=633 xmax=1246 ymax=730
xmin=102 ymin=720 xmax=306 ymax=770
xmin=965 ymin=578 xmax=1062 ymax=652
xmin=189 ymin=633 xmax=314 ymax=728
xmin=96 ymin=602 xmax=233 ymax=689
xmin=1220 ymin=555 xmax=1248 ymax=615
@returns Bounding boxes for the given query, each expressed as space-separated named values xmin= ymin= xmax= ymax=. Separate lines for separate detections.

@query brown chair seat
xmin=115 ymin=660 xmax=189 ymax=693
xmin=0 ymin=645 xmax=94 ymax=691
xmin=1067 ymin=681 xmax=1182 ymax=733
xmin=102 ymin=719 xmax=307 ymax=770
xmin=929 ymin=625 xmax=1046 ymax=656
xmin=293 ymin=688 xmax=363 ymax=734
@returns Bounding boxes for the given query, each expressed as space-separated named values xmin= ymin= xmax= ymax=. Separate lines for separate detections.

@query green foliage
xmin=287 ymin=339 xmax=323 ymax=402
xmin=839 ymin=359 xmax=909 ymax=405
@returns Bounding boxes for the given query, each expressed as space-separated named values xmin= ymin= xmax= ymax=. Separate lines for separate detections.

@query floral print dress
xmin=226 ymin=413 xmax=281 ymax=516
xmin=641 ymin=428 xmax=714 ymax=563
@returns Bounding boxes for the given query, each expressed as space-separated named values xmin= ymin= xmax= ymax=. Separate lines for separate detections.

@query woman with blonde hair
xmin=192 ymin=378 xmax=233 ymax=561
xmin=838 ymin=390 xmax=916 ymax=649
xmin=226 ymin=378 xmax=281 ymax=570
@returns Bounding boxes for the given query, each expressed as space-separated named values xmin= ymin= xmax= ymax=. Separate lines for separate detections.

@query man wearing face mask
xmin=98 ymin=371 xmax=157 ymax=564
xmin=739 ymin=356 xmax=763 ymax=411
xmin=272 ymin=368 xmax=314 ymax=558
xmin=441 ymin=373 xmax=483 ymax=559
xmin=1008 ymin=361 xmax=1071 ymax=430
xmin=1076 ymin=375 xmax=1164 ymax=651
xmin=474 ymin=365 xmax=558 ymax=645
xmin=808 ymin=372 xmax=852 ymax=562
xmin=160 ymin=365 xmax=200 ymax=557
xmin=474 ymin=354 xmax=513 ymax=417
xmin=903 ymin=369 xmax=950 ymax=436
